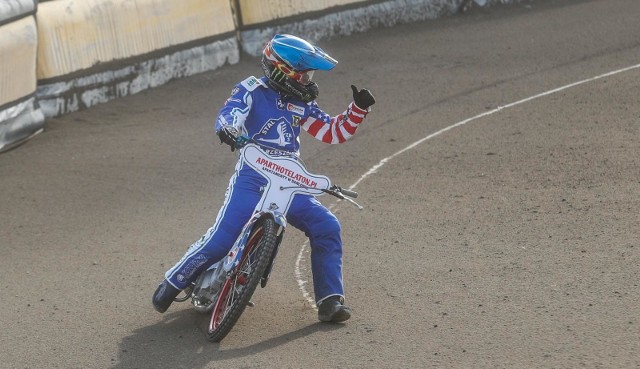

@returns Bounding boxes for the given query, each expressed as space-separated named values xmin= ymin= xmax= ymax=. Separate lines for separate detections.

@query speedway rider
xmin=152 ymin=34 xmax=376 ymax=322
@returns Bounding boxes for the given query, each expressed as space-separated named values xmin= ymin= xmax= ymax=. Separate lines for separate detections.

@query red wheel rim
xmin=209 ymin=278 xmax=232 ymax=332
xmin=207 ymin=225 xmax=265 ymax=334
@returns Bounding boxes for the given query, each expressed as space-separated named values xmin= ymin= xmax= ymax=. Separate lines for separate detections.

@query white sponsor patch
xmin=286 ymin=103 xmax=305 ymax=115
xmin=240 ymin=76 xmax=265 ymax=91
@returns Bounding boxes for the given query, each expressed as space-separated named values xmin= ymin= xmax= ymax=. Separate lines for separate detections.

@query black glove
xmin=217 ymin=126 xmax=238 ymax=152
xmin=351 ymin=85 xmax=376 ymax=110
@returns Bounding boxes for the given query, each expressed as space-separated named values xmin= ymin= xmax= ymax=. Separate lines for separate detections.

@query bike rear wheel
xmin=206 ymin=217 xmax=279 ymax=342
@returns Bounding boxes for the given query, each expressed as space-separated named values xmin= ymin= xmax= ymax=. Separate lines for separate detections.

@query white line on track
xmin=295 ymin=62 xmax=640 ymax=309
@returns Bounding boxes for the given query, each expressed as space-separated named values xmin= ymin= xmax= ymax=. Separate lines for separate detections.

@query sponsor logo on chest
xmin=286 ymin=103 xmax=305 ymax=115
xmin=260 ymin=119 xmax=279 ymax=135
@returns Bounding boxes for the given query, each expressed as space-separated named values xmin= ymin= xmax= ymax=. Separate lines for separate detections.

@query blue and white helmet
xmin=261 ymin=34 xmax=338 ymax=102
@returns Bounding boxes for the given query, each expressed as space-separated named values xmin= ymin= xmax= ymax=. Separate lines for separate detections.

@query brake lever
xmin=341 ymin=196 xmax=364 ymax=210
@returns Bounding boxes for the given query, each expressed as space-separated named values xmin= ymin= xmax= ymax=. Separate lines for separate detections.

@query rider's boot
xmin=317 ymin=295 xmax=352 ymax=323
xmin=152 ymin=279 xmax=180 ymax=313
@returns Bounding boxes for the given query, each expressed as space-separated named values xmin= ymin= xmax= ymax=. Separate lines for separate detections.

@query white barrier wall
xmin=0 ymin=17 xmax=37 ymax=115
xmin=236 ymin=0 xmax=521 ymax=56
xmin=0 ymin=0 xmax=523 ymax=151
xmin=0 ymin=0 xmax=44 ymax=152
xmin=236 ymin=0 xmax=513 ymax=56
xmin=237 ymin=0 xmax=367 ymax=25
xmin=36 ymin=0 xmax=239 ymax=118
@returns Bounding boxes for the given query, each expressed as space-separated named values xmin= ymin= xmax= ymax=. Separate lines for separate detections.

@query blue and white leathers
xmin=164 ymin=76 xmax=354 ymax=303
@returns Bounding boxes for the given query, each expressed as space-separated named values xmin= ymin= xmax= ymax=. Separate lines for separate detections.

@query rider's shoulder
xmin=239 ymin=76 xmax=268 ymax=92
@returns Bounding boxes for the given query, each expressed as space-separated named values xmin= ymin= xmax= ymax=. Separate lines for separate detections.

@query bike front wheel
xmin=206 ymin=217 xmax=279 ymax=342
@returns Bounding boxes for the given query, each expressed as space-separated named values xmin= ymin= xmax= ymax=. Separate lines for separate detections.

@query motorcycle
xmin=173 ymin=140 xmax=362 ymax=342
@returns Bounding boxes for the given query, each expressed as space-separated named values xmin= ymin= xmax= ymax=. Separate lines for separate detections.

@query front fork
xmin=179 ymin=210 xmax=286 ymax=307
xmin=223 ymin=210 xmax=286 ymax=271
xmin=220 ymin=210 xmax=285 ymax=307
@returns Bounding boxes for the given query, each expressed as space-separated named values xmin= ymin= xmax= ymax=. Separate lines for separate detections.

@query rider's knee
xmin=312 ymin=214 xmax=342 ymax=238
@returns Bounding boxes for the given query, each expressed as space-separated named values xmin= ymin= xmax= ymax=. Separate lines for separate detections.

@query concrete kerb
xmin=36 ymin=37 xmax=240 ymax=119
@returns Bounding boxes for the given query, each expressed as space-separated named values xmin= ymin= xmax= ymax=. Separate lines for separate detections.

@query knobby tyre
xmin=206 ymin=218 xmax=278 ymax=342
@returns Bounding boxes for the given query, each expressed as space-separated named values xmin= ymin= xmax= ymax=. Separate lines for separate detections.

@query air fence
xmin=0 ymin=0 xmax=518 ymax=152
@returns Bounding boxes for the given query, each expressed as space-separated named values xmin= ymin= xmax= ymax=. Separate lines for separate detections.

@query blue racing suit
xmin=164 ymin=76 xmax=369 ymax=303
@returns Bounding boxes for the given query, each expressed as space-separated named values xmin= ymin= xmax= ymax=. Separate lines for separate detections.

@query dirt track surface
xmin=2 ymin=1 xmax=639 ymax=368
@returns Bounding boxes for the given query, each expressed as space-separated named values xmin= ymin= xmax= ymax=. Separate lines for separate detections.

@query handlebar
xmin=235 ymin=135 xmax=252 ymax=149
xmin=337 ymin=187 xmax=358 ymax=198
xmin=277 ymin=184 xmax=362 ymax=210
xmin=322 ymin=186 xmax=357 ymax=199
xmin=321 ymin=186 xmax=363 ymax=210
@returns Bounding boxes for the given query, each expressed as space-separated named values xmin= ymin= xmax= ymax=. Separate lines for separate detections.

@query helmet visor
xmin=275 ymin=60 xmax=315 ymax=85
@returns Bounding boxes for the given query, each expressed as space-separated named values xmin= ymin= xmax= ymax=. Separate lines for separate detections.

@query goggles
xmin=266 ymin=46 xmax=315 ymax=85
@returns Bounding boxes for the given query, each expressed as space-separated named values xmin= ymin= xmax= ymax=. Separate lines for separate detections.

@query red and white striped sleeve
xmin=301 ymin=102 xmax=369 ymax=144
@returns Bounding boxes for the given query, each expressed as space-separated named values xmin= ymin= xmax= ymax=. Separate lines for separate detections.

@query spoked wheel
xmin=206 ymin=217 xmax=279 ymax=342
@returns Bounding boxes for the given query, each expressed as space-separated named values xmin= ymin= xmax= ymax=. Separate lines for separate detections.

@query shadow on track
xmin=112 ymin=310 xmax=343 ymax=369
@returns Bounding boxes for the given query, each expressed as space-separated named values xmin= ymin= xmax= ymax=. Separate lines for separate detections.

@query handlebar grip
xmin=340 ymin=188 xmax=358 ymax=198
xmin=235 ymin=135 xmax=251 ymax=148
